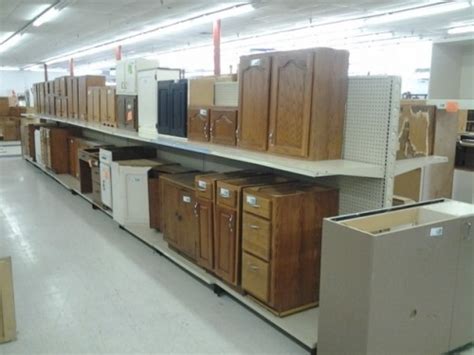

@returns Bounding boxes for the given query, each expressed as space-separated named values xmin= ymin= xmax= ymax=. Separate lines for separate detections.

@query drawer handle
xmin=249 ymin=204 xmax=261 ymax=208
xmin=193 ymin=202 xmax=199 ymax=217
xmin=228 ymin=214 xmax=234 ymax=233
xmin=248 ymin=224 xmax=260 ymax=230
xmin=249 ymin=264 xmax=259 ymax=271
xmin=196 ymin=187 xmax=207 ymax=192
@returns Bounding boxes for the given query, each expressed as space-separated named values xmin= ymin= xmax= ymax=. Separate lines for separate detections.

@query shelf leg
xmin=212 ymin=284 xmax=225 ymax=297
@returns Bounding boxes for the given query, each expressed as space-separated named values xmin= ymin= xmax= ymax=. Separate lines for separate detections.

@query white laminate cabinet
xmin=137 ymin=68 xmax=181 ymax=137
xmin=116 ymin=58 xmax=160 ymax=95
xmin=34 ymin=129 xmax=43 ymax=166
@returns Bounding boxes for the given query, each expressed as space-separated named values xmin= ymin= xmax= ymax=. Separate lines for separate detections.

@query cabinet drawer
xmin=216 ymin=184 xmax=237 ymax=208
xmin=195 ymin=177 xmax=213 ymax=200
xmin=242 ymin=252 xmax=270 ymax=302
xmin=243 ymin=192 xmax=272 ymax=219
xmin=242 ymin=213 xmax=271 ymax=261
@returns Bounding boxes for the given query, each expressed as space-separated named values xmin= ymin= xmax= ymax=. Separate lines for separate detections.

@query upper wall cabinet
xmin=116 ymin=59 xmax=159 ymax=95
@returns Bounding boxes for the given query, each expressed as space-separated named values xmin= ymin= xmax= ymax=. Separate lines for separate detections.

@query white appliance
xmin=116 ymin=58 xmax=159 ymax=95
xmin=34 ymin=129 xmax=43 ymax=165
xmin=137 ymin=68 xmax=181 ymax=138
xmin=111 ymin=159 xmax=166 ymax=226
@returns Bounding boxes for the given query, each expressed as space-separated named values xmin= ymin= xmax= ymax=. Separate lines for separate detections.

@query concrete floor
xmin=0 ymin=157 xmax=305 ymax=355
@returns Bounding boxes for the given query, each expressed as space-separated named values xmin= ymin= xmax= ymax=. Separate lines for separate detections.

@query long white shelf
xmin=23 ymin=155 xmax=318 ymax=350
xmin=395 ymin=156 xmax=449 ymax=175
xmin=23 ymin=113 xmax=384 ymax=179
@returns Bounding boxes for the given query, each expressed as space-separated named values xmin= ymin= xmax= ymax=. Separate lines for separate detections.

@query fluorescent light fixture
xmin=43 ymin=3 xmax=254 ymax=65
xmin=366 ymin=2 xmax=471 ymax=25
xmin=0 ymin=33 xmax=25 ymax=53
xmin=33 ymin=7 xmax=61 ymax=27
xmin=0 ymin=66 xmax=20 ymax=71
xmin=448 ymin=25 xmax=474 ymax=35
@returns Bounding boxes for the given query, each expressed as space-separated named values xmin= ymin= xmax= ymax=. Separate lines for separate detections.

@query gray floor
xmin=0 ymin=157 xmax=305 ymax=355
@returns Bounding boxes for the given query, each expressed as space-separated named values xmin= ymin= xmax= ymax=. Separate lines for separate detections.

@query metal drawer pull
xmin=228 ymin=214 xmax=234 ymax=232
xmin=250 ymin=204 xmax=261 ymax=208
xmin=248 ymin=224 xmax=260 ymax=229
xmin=249 ymin=264 xmax=259 ymax=271
xmin=196 ymin=187 xmax=207 ymax=191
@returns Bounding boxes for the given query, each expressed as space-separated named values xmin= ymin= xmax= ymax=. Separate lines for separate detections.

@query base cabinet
xmin=157 ymin=79 xmax=188 ymax=137
xmin=210 ymin=108 xmax=237 ymax=146
xmin=187 ymin=107 xmax=210 ymax=142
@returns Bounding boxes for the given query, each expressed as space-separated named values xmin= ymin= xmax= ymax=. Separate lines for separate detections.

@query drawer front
xmin=242 ymin=252 xmax=270 ymax=303
xmin=243 ymin=192 xmax=272 ymax=219
xmin=216 ymin=184 xmax=237 ymax=208
xmin=195 ymin=176 xmax=213 ymax=200
xmin=242 ymin=213 xmax=271 ymax=261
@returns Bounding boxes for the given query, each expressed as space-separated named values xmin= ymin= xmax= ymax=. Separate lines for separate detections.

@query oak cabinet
xmin=117 ymin=95 xmax=138 ymax=131
xmin=241 ymin=183 xmax=339 ymax=316
xmin=187 ymin=107 xmax=210 ymax=142
xmin=195 ymin=198 xmax=214 ymax=270
xmin=237 ymin=54 xmax=272 ymax=151
xmin=78 ymin=75 xmax=106 ymax=121
xmin=210 ymin=108 xmax=237 ymax=146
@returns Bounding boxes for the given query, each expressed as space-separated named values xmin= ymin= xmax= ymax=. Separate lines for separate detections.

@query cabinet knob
xmin=193 ymin=202 xmax=199 ymax=217
xmin=228 ymin=214 xmax=234 ymax=233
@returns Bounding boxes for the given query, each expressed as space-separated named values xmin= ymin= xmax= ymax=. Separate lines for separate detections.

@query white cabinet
xmin=137 ymin=68 xmax=181 ymax=137
xmin=34 ymin=129 xmax=43 ymax=166
xmin=116 ymin=58 xmax=159 ymax=95
xmin=111 ymin=159 xmax=168 ymax=226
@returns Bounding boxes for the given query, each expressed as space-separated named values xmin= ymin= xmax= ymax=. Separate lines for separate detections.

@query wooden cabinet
xmin=116 ymin=58 xmax=159 ymax=95
xmin=68 ymin=137 xmax=79 ymax=178
xmin=117 ymin=95 xmax=138 ymax=131
xmin=187 ymin=107 xmax=210 ymax=142
xmin=268 ymin=51 xmax=313 ymax=157
xmin=78 ymin=148 xmax=102 ymax=204
xmin=237 ymin=54 xmax=272 ymax=151
xmin=78 ymin=75 xmax=105 ymax=120
xmin=214 ymin=175 xmax=291 ymax=286
xmin=210 ymin=108 xmax=237 ymax=146
xmin=241 ymin=183 xmax=339 ymax=316
xmin=160 ymin=172 xmax=203 ymax=260
xmin=148 ymin=165 xmax=196 ymax=231
xmin=48 ymin=127 xmax=75 ymax=174
xmin=238 ymin=48 xmax=349 ymax=159
xmin=71 ymin=77 xmax=79 ymax=118
xmin=106 ymin=87 xmax=117 ymax=126
xmin=157 ymin=79 xmax=188 ymax=137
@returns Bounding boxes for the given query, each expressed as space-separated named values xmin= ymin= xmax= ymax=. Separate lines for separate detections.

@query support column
xmin=213 ymin=19 xmax=221 ymax=76
xmin=115 ymin=45 xmax=122 ymax=61
xmin=43 ymin=63 xmax=48 ymax=82
xmin=69 ymin=58 xmax=74 ymax=76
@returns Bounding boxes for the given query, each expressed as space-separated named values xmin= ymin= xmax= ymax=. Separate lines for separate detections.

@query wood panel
xmin=187 ymin=107 xmax=210 ymax=142
xmin=268 ymin=51 xmax=313 ymax=157
xmin=214 ymin=205 xmax=237 ymax=283
xmin=176 ymin=189 xmax=198 ymax=259
xmin=196 ymin=198 xmax=214 ymax=270
xmin=210 ymin=108 xmax=237 ymax=146
xmin=237 ymin=54 xmax=271 ymax=151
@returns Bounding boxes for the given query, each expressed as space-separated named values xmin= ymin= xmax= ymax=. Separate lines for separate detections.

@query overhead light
xmin=33 ymin=1 xmax=68 ymax=27
xmin=0 ymin=33 xmax=25 ymax=53
xmin=0 ymin=66 xmax=20 ymax=71
xmin=42 ymin=3 xmax=254 ymax=65
xmin=366 ymin=2 xmax=471 ymax=25
xmin=448 ymin=24 xmax=474 ymax=35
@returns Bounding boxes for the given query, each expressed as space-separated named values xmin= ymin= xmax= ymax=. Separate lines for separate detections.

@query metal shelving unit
xmin=21 ymin=75 xmax=449 ymax=352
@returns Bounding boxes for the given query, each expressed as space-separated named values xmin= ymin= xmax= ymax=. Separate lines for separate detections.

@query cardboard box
xmin=0 ymin=97 xmax=9 ymax=116
xmin=78 ymin=76 xmax=106 ymax=120
xmin=188 ymin=77 xmax=215 ymax=107
xmin=87 ymin=88 xmax=93 ymax=121
xmin=0 ymin=257 xmax=16 ymax=344
xmin=92 ymin=87 xmax=100 ymax=122
xmin=99 ymin=87 xmax=108 ymax=123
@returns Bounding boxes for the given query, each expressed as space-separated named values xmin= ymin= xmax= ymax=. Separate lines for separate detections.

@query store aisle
xmin=0 ymin=158 xmax=304 ymax=355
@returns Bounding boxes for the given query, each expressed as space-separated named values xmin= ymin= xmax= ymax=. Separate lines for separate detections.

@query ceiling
xmin=1 ymin=0 xmax=473 ymax=70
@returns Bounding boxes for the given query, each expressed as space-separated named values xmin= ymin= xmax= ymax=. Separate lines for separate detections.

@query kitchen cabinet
xmin=117 ymin=95 xmax=138 ymax=131
xmin=137 ymin=68 xmax=181 ymax=137
xmin=105 ymin=87 xmax=117 ymax=126
xmin=187 ymin=107 xmax=210 ymax=142
xmin=157 ymin=79 xmax=187 ymax=137
xmin=68 ymin=136 xmax=80 ymax=178
xmin=116 ymin=58 xmax=159 ymax=95
xmin=71 ymin=77 xmax=79 ymax=118
xmin=237 ymin=54 xmax=272 ymax=151
xmin=318 ymin=200 xmax=474 ymax=354
xmin=160 ymin=172 xmax=203 ymax=260
xmin=78 ymin=148 xmax=102 ymax=204
xmin=34 ymin=129 xmax=42 ymax=165
xmin=78 ymin=76 xmax=105 ymax=120
xmin=46 ymin=127 xmax=75 ymax=174
xmin=111 ymin=159 xmax=172 ymax=226
xmin=214 ymin=175 xmax=291 ymax=286
xmin=99 ymin=146 xmax=156 ymax=209
xmin=210 ymin=108 xmax=238 ymax=146
xmin=241 ymin=182 xmax=339 ymax=316
xmin=148 ymin=165 xmax=196 ymax=231
xmin=214 ymin=82 xmax=238 ymax=107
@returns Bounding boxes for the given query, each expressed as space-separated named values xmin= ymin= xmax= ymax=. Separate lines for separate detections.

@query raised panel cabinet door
xmin=268 ymin=51 xmax=313 ymax=157
xmin=196 ymin=198 xmax=214 ymax=271
xmin=124 ymin=170 xmax=149 ymax=225
xmin=210 ymin=108 xmax=237 ymax=146
xmin=237 ymin=55 xmax=271 ymax=151
xmin=157 ymin=81 xmax=171 ymax=134
xmin=214 ymin=205 xmax=237 ymax=284
xmin=177 ymin=189 xmax=198 ymax=259
xmin=138 ymin=70 xmax=157 ymax=134
xmin=161 ymin=180 xmax=180 ymax=246
xmin=170 ymin=80 xmax=188 ymax=137
xmin=187 ymin=108 xmax=210 ymax=142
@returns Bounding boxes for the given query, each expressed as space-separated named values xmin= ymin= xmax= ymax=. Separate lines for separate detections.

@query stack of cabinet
xmin=238 ymin=47 xmax=349 ymax=159
xmin=137 ymin=67 xmax=181 ymax=137
xmin=86 ymin=86 xmax=116 ymax=125
xmin=187 ymin=76 xmax=239 ymax=146
xmin=157 ymin=79 xmax=188 ymax=137
xmin=78 ymin=76 xmax=106 ymax=121
xmin=241 ymin=183 xmax=338 ymax=315
xmin=148 ymin=165 xmax=198 ymax=231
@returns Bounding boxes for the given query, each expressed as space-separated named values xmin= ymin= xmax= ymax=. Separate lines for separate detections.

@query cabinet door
xmin=161 ymin=181 xmax=180 ymax=246
xmin=268 ymin=51 xmax=313 ymax=157
xmin=214 ymin=205 xmax=237 ymax=284
xmin=170 ymin=80 xmax=187 ymax=137
xmin=68 ymin=137 xmax=78 ymax=177
xmin=196 ymin=198 xmax=214 ymax=270
xmin=157 ymin=81 xmax=171 ymax=134
xmin=115 ymin=62 xmax=126 ymax=94
xmin=210 ymin=108 xmax=237 ymax=146
xmin=237 ymin=55 xmax=271 ymax=151
xmin=177 ymin=189 xmax=197 ymax=259
xmin=187 ymin=107 xmax=209 ymax=142
xmin=124 ymin=96 xmax=138 ymax=131
xmin=137 ymin=70 xmax=157 ymax=134
xmin=123 ymin=169 xmax=149 ymax=225
xmin=125 ymin=60 xmax=137 ymax=94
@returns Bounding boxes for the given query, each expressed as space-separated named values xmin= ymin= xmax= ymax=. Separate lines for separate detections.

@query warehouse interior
xmin=0 ymin=1 xmax=473 ymax=354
